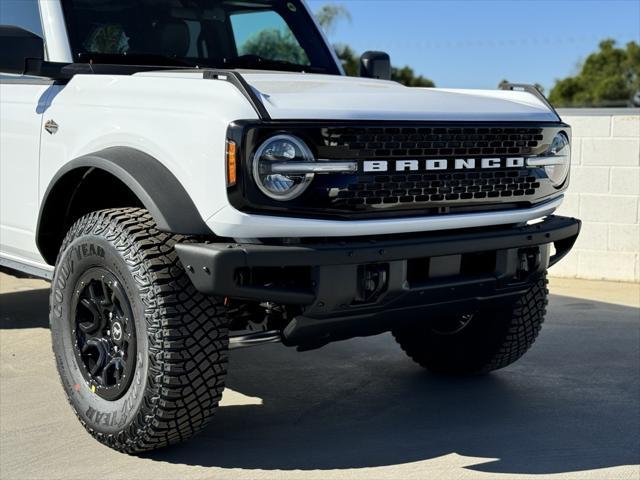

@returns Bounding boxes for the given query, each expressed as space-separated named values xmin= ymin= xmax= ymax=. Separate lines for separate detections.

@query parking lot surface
xmin=1 ymin=272 xmax=638 ymax=480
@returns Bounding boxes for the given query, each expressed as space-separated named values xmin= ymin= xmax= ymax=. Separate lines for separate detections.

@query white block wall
xmin=551 ymin=110 xmax=639 ymax=283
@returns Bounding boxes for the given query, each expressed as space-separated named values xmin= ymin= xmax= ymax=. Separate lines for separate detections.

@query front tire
xmin=393 ymin=275 xmax=549 ymax=375
xmin=50 ymin=208 xmax=229 ymax=452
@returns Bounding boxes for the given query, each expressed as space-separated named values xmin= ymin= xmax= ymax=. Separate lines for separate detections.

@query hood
xmin=135 ymin=70 xmax=559 ymax=122
xmin=242 ymin=72 xmax=558 ymax=122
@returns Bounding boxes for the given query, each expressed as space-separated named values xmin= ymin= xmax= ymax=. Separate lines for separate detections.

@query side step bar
xmin=229 ymin=330 xmax=282 ymax=350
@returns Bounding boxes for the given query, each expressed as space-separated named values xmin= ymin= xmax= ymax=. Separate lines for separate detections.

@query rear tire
xmin=50 ymin=208 xmax=229 ymax=452
xmin=393 ymin=274 xmax=548 ymax=375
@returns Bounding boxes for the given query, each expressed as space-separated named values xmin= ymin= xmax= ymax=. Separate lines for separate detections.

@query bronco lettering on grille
xmin=363 ymin=157 xmax=525 ymax=173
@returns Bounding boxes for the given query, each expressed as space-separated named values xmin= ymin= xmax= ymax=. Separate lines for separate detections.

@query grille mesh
xmin=332 ymin=170 xmax=541 ymax=207
xmin=321 ymin=126 xmax=544 ymax=159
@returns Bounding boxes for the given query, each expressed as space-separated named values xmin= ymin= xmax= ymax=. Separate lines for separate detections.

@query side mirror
xmin=0 ymin=25 xmax=45 ymax=75
xmin=360 ymin=51 xmax=391 ymax=80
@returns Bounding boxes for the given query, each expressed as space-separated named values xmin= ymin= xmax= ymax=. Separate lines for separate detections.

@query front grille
xmin=227 ymin=121 xmax=569 ymax=220
xmin=320 ymin=126 xmax=544 ymax=159
xmin=331 ymin=169 xmax=542 ymax=208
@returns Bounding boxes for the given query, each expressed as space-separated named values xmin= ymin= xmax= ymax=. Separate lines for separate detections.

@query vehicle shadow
xmin=146 ymin=295 xmax=640 ymax=476
xmin=0 ymin=287 xmax=50 ymax=329
xmin=1 ymin=285 xmax=638 ymax=475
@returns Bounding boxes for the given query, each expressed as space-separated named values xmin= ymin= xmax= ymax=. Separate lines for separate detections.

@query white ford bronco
xmin=0 ymin=0 xmax=580 ymax=453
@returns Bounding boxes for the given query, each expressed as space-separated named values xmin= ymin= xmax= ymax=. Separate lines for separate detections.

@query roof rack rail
xmin=499 ymin=82 xmax=560 ymax=120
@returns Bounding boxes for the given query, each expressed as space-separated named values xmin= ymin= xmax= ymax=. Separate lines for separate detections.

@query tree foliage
xmin=235 ymin=3 xmax=438 ymax=87
xmin=392 ymin=66 xmax=435 ymax=88
xmin=549 ymin=39 xmax=640 ymax=107
xmin=334 ymin=44 xmax=360 ymax=76
xmin=315 ymin=4 xmax=352 ymax=34
xmin=240 ymin=29 xmax=309 ymax=65
xmin=321 ymin=5 xmax=435 ymax=88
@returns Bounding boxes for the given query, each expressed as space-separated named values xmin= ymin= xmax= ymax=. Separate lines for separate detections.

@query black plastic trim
xmin=0 ymin=257 xmax=53 ymax=281
xmin=23 ymin=58 xmax=193 ymax=80
xmin=19 ymin=60 xmax=271 ymax=120
xmin=360 ymin=51 xmax=391 ymax=80
xmin=282 ymin=280 xmax=532 ymax=349
xmin=203 ymin=70 xmax=270 ymax=120
xmin=499 ymin=82 xmax=561 ymax=121
xmin=0 ymin=25 xmax=45 ymax=75
xmin=0 ymin=74 xmax=55 ymax=85
xmin=226 ymin=120 xmax=571 ymax=220
xmin=176 ymin=215 xmax=581 ymax=305
xmin=37 ymin=147 xmax=211 ymax=264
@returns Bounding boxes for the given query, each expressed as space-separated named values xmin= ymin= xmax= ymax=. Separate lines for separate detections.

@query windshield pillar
xmin=38 ymin=0 xmax=72 ymax=62
xmin=300 ymin=0 xmax=344 ymax=75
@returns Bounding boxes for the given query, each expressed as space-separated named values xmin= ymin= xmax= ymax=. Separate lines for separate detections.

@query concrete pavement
xmin=1 ymin=272 xmax=638 ymax=480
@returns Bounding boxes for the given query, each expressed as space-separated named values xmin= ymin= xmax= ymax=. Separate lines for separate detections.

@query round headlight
xmin=545 ymin=132 xmax=571 ymax=187
xmin=252 ymin=135 xmax=315 ymax=201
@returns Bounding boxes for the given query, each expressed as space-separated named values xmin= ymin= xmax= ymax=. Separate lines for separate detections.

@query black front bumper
xmin=176 ymin=215 xmax=580 ymax=347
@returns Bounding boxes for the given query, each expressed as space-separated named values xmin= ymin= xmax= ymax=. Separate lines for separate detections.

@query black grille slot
xmin=321 ymin=126 xmax=543 ymax=159
xmin=228 ymin=121 xmax=566 ymax=219
xmin=333 ymin=170 xmax=541 ymax=207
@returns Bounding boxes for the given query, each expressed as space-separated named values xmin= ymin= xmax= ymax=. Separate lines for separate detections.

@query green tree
xmin=549 ymin=39 xmax=640 ymax=107
xmin=315 ymin=4 xmax=352 ymax=34
xmin=240 ymin=29 xmax=309 ymax=65
xmin=317 ymin=5 xmax=435 ymax=87
xmin=237 ymin=4 xmax=351 ymax=67
xmin=334 ymin=43 xmax=359 ymax=76
xmin=392 ymin=66 xmax=435 ymax=88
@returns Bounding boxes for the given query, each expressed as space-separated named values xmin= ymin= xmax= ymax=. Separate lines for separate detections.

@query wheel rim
xmin=71 ymin=268 xmax=137 ymax=401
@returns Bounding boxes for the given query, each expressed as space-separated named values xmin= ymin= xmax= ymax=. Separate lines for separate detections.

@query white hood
xmin=241 ymin=72 xmax=558 ymax=122
xmin=136 ymin=70 xmax=558 ymax=122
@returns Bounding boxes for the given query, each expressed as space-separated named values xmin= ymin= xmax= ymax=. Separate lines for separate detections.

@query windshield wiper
xmin=223 ymin=55 xmax=326 ymax=74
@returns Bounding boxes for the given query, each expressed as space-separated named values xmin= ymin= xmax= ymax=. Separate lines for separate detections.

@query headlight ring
xmin=252 ymin=134 xmax=315 ymax=201
xmin=527 ymin=132 xmax=571 ymax=188
xmin=544 ymin=132 xmax=571 ymax=187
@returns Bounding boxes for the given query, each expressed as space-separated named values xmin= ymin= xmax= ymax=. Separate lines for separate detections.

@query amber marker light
xmin=226 ymin=140 xmax=237 ymax=186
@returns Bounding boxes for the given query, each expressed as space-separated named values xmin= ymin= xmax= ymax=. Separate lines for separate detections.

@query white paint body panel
xmin=208 ymin=197 xmax=563 ymax=239
xmin=0 ymin=1 xmax=564 ymax=270
xmin=0 ymin=80 xmax=53 ymax=263
xmin=130 ymin=72 xmax=563 ymax=238
xmin=38 ymin=73 xmax=258 ymax=227
xmin=137 ymin=71 xmax=558 ymax=122
xmin=241 ymin=73 xmax=559 ymax=122
xmin=0 ymin=70 xmax=563 ymax=263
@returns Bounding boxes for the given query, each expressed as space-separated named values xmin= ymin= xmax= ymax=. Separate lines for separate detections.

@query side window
xmin=230 ymin=10 xmax=309 ymax=65
xmin=0 ymin=0 xmax=43 ymax=37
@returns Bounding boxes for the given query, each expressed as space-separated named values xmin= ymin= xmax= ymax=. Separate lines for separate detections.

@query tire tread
xmin=393 ymin=275 xmax=549 ymax=375
xmin=52 ymin=208 xmax=228 ymax=452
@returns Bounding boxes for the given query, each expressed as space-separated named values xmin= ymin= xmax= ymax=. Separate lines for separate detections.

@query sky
xmin=307 ymin=0 xmax=640 ymax=92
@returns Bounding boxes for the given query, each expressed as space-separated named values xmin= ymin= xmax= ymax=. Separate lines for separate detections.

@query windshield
xmin=60 ymin=0 xmax=340 ymax=74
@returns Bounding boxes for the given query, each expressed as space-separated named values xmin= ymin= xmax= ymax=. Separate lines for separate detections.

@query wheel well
xmin=37 ymin=168 xmax=143 ymax=265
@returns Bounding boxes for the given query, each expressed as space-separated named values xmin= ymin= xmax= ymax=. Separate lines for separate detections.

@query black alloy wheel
xmin=71 ymin=268 xmax=136 ymax=401
xmin=50 ymin=208 xmax=230 ymax=452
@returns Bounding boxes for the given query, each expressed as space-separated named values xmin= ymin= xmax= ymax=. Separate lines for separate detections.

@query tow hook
xmin=518 ymin=248 xmax=542 ymax=278
xmin=356 ymin=263 xmax=389 ymax=303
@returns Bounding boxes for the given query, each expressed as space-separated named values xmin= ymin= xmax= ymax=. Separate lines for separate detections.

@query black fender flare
xmin=37 ymin=147 xmax=211 ymax=263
